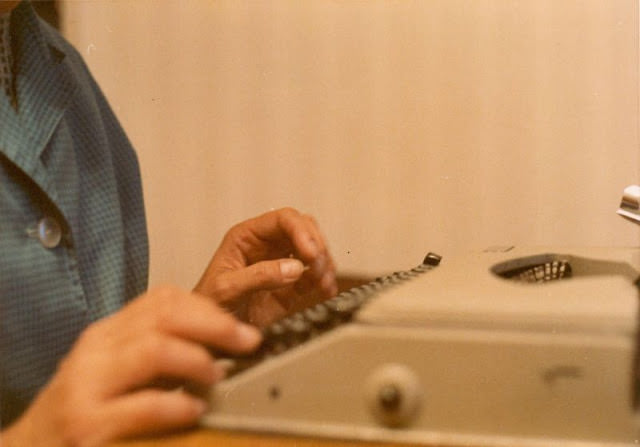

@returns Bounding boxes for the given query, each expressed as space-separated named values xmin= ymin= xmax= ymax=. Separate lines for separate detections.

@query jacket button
xmin=37 ymin=217 xmax=62 ymax=249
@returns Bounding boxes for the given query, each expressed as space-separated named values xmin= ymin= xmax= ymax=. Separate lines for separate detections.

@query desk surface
xmin=110 ymin=429 xmax=455 ymax=447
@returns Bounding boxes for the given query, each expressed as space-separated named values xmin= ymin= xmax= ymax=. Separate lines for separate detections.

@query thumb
xmin=213 ymin=258 xmax=305 ymax=304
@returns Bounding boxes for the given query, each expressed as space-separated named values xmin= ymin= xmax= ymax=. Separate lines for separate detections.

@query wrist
xmin=1 ymin=419 xmax=31 ymax=447
xmin=1 ymin=401 xmax=64 ymax=447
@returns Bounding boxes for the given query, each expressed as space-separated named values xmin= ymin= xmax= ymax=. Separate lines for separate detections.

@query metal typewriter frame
xmin=202 ymin=247 xmax=640 ymax=447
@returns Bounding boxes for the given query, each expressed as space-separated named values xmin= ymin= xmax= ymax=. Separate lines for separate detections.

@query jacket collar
xmin=0 ymin=1 xmax=77 ymax=201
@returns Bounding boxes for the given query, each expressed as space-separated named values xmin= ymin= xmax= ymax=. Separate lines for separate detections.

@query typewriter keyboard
xmin=218 ymin=252 xmax=442 ymax=378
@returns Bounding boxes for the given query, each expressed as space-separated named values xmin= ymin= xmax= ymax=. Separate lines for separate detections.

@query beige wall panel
xmin=61 ymin=0 xmax=639 ymax=287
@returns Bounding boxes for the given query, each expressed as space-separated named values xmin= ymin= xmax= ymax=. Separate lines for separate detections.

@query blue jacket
xmin=0 ymin=1 xmax=148 ymax=426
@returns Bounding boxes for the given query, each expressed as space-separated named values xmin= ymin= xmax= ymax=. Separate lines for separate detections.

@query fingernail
xmin=236 ymin=323 xmax=263 ymax=347
xmin=210 ymin=362 xmax=227 ymax=382
xmin=194 ymin=398 xmax=209 ymax=416
xmin=321 ymin=270 xmax=337 ymax=294
xmin=311 ymin=255 xmax=326 ymax=279
xmin=280 ymin=258 xmax=304 ymax=281
xmin=304 ymin=236 xmax=319 ymax=256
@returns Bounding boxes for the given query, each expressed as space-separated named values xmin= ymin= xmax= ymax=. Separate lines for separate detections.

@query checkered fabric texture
xmin=0 ymin=12 xmax=12 ymax=101
xmin=0 ymin=1 xmax=149 ymax=427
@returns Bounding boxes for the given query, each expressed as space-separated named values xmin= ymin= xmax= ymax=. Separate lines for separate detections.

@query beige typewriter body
xmin=202 ymin=246 xmax=640 ymax=447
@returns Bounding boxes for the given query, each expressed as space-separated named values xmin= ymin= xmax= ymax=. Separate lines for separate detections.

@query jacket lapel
xmin=0 ymin=1 xmax=77 ymax=208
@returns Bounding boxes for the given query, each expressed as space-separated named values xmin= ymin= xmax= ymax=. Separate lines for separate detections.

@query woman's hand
xmin=194 ymin=208 xmax=338 ymax=326
xmin=2 ymin=286 xmax=261 ymax=447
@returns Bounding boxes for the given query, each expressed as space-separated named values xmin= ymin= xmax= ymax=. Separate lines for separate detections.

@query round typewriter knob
xmin=364 ymin=363 xmax=422 ymax=428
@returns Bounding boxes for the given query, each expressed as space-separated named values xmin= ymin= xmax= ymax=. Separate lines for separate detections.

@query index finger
xmin=249 ymin=208 xmax=329 ymax=264
xmin=124 ymin=286 xmax=263 ymax=354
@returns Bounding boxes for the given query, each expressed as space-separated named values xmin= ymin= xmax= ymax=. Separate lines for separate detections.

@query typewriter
xmin=201 ymin=188 xmax=640 ymax=447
